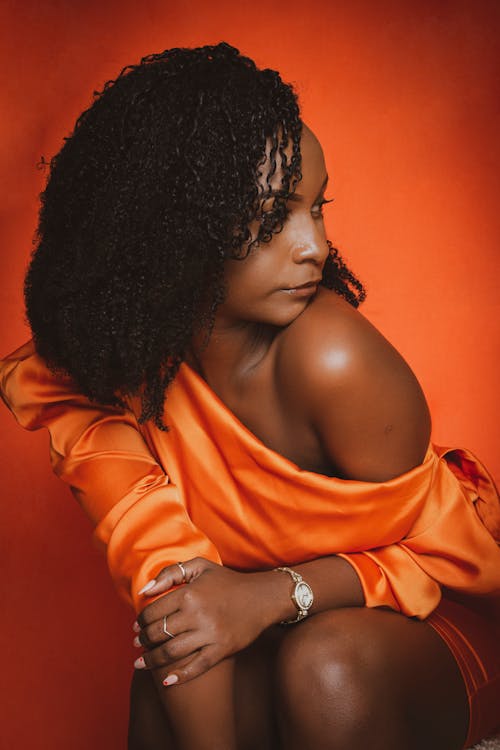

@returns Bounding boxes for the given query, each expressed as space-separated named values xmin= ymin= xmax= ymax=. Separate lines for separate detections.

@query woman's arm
xmin=0 ymin=340 xmax=221 ymax=611
xmin=133 ymin=554 xmax=363 ymax=694
xmin=273 ymin=289 xmax=500 ymax=617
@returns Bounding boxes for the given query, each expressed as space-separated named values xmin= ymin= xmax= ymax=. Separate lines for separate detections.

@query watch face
xmin=295 ymin=581 xmax=314 ymax=609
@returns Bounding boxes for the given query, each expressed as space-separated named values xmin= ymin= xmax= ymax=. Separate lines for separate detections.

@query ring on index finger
xmin=162 ymin=615 xmax=175 ymax=639
xmin=177 ymin=561 xmax=187 ymax=582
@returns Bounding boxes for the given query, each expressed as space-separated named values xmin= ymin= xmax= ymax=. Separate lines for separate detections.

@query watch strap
xmin=274 ymin=566 xmax=313 ymax=625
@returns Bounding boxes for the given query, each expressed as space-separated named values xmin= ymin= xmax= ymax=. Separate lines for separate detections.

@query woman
xmin=1 ymin=42 xmax=499 ymax=750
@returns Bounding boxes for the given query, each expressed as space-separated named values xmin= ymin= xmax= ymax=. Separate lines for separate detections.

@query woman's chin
xmin=263 ymin=295 xmax=318 ymax=328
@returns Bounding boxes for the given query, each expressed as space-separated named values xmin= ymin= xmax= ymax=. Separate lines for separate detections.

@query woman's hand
xmin=132 ymin=558 xmax=284 ymax=686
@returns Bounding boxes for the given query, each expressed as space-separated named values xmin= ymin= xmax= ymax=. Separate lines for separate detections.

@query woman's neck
xmin=188 ymin=320 xmax=278 ymax=386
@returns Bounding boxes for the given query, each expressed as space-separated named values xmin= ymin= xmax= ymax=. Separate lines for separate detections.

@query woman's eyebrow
xmin=287 ymin=174 xmax=329 ymax=203
xmin=260 ymin=175 xmax=329 ymax=203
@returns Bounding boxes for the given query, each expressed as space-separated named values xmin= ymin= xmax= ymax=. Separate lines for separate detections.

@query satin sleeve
xmin=0 ymin=341 xmax=222 ymax=613
xmin=337 ymin=445 xmax=500 ymax=618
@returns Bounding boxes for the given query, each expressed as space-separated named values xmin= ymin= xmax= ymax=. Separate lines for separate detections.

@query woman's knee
xmin=274 ymin=608 xmax=401 ymax=746
xmin=276 ymin=608 xmax=386 ymax=705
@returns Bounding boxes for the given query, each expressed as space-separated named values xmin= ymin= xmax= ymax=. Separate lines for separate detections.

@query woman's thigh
xmin=128 ymin=607 xmax=469 ymax=750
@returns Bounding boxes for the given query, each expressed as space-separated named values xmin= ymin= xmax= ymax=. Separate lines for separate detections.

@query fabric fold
xmin=1 ymin=339 xmax=499 ymax=617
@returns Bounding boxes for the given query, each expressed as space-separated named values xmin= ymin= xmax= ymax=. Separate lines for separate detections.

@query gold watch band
xmin=274 ymin=566 xmax=314 ymax=625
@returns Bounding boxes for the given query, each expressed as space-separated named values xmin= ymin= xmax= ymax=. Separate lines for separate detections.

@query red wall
xmin=1 ymin=2 xmax=498 ymax=747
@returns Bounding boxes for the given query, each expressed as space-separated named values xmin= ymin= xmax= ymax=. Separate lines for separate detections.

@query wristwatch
xmin=274 ymin=566 xmax=314 ymax=624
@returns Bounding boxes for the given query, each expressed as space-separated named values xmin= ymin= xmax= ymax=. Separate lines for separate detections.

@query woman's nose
xmin=291 ymin=238 xmax=329 ymax=267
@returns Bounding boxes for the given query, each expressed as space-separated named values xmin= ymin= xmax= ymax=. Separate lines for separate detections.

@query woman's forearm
xmin=257 ymin=555 xmax=365 ymax=628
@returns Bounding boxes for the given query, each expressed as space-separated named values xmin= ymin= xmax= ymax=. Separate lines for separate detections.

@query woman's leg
xmin=129 ymin=658 xmax=237 ymax=750
xmin=128 ymin=669 xmax=174 ymax=749
xmin=275 ymin=607 xmax=469 ymax=750
xmin=128 ymin=626 xmax=283 ymax=750
xmin=129 ymin=606 xmax=471 ymax=750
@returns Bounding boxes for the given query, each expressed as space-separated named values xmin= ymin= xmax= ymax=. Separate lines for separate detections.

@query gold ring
xmin=162 ymin=615 xmax=175 ymax=639
xmin=177 ymin=561 xmax=187 ymax=582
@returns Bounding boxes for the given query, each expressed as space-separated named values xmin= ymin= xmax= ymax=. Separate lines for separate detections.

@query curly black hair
xmin=25 ymin=41 xmax=365 ymax=429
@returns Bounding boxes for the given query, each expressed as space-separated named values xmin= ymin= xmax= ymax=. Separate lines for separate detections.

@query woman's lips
xmin=281 ymin=281 xmax=320 ymax=297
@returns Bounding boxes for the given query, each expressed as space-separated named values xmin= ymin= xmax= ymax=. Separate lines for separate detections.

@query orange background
xmin=0 ymin=1 xmax=499 ymax=747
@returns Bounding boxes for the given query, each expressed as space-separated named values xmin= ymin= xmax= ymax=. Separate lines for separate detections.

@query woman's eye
xmin=311 ymin=198 xmax=333 ymax=218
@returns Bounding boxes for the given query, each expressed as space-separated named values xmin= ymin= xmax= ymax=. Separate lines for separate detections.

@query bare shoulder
xmin=275 ymin=287 xmax=431 ymax=481
xmin=278 ymin=286 xmax=416 ymax=383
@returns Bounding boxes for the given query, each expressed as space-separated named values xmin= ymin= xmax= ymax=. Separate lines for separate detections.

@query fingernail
xmin=163 ymin=674 xmax=179 ymax=686
xmin=133 ymin=636 xmax=142 ymax=648
xmin=138 ymin=579 xmax=156 ymax=595
xmin=132 ymin=621 xmax=140 ymax=633
xmin=134 ymin=656 xmax=146 ymax=669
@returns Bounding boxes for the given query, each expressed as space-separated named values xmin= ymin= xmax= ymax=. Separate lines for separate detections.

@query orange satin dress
xmin=1 ymin=339 xmax=500 ymax=747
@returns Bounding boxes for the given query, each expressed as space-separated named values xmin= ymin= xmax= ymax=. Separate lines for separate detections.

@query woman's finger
xmin=136 ymin=610 xmax=186 ymax=649
xmin=136 ymin=588 xmax=184 ymax=629
xmin=161 ymin=644 xmax=221 ymax=686
xmin=137 ymin=557 xmax=217 ymax=597
xmin=135 ymin=631 xmax=204 ymax=671
xmin=137 ymin=563 xmax=185 ymax=596
xmin=135 ymin=557 xmax=223 ymax=629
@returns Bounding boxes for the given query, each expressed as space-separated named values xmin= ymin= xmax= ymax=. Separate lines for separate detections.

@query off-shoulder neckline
xmin=179 ymin=361 xmax=433 ymax=484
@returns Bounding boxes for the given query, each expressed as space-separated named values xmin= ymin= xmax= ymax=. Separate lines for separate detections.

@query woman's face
xmin=215 ymin=124 xmax=331 ymax=329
